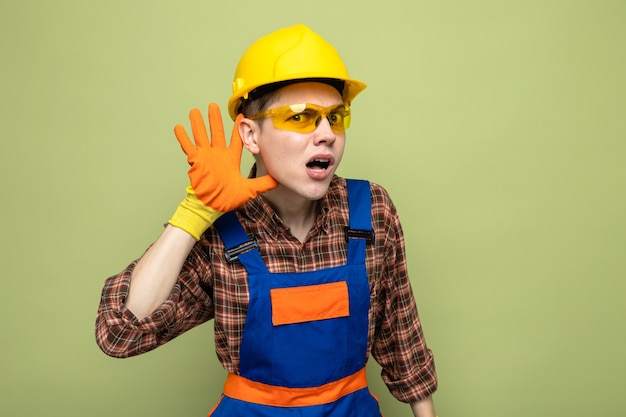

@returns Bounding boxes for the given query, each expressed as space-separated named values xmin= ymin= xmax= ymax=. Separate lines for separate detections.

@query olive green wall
xmin=2 ymin=1 xmax=625 ymax=416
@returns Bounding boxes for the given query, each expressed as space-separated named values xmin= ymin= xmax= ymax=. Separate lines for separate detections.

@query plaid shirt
xmin=96 ymin=176 xmax=437 ymax=402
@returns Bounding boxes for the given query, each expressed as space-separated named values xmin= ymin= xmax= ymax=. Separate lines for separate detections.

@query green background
xmin=2 ymin=1 xmax=625 ymax=416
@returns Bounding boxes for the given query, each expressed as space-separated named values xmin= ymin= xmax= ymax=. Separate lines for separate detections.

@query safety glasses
xmin=248 ymin=103 xmax=351 ymax=134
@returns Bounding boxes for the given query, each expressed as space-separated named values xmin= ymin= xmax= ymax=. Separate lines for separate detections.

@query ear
xmin=238 ymin=117 xmax=261 ymax=155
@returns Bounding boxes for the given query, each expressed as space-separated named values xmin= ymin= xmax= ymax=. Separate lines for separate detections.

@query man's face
xmin=246 ymin=82 xmax=346 ymax=202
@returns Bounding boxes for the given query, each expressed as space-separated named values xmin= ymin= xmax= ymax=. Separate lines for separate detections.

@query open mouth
xmin=306 ymin=158 xmax=331 ymax=171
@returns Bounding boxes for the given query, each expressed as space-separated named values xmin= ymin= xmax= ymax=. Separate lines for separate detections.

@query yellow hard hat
xmin=228 ymin=24 xmax=367 ymax=120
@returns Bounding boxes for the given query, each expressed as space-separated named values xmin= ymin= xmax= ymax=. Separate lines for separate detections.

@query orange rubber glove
xmin=168 ymin=103 xmax=279 ymax=240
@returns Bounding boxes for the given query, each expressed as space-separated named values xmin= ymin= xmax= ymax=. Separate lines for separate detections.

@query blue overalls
xmin=210 ymin=179 xmax=383 ymax=416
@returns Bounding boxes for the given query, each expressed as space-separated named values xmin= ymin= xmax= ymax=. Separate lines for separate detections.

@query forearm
xmin=410 ymin=395 xmax=436 ymax=417
xmin=125 ymin=224 xmax=196 ymax=320
xmin=125 ymin=104 xmax=276 ymax=321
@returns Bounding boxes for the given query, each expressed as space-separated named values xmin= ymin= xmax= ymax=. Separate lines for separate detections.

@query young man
xmin=96 ymin=24 xmax=438 ymax=416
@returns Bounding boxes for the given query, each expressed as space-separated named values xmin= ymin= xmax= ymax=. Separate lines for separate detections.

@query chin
xmin=270 ymin=169 xmax=335 ymax=202
xmin=301 ymin=179 xmax=334 ymax=201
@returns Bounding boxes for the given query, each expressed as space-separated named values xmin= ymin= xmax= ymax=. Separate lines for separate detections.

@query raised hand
xmin=169 ymin=103 xmax=278 ymax=239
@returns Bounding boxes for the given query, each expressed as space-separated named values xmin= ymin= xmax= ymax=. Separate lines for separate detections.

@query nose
xmin=313 ymin=116 xmax=336 ymax=145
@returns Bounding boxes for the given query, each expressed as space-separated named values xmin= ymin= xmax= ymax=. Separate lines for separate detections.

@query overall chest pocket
xmin=270 ymin=281 xmax=350 ymax=326
xmin=269 ymin=281 xmax=351 ymax=386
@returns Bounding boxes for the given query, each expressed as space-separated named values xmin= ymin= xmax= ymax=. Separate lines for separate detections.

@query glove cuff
xmin=168 ymin=186 xmax=223 ymax=240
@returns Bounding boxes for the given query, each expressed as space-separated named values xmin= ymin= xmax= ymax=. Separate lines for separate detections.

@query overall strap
xmin=213 ymin=211 xmax=269 ymax=274
xmin=345 ymin=179 xmax=373 ymax=265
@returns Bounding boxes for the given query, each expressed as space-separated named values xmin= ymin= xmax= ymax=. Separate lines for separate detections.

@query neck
xmin=263 ymin=188 xmax=320 ymax=243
